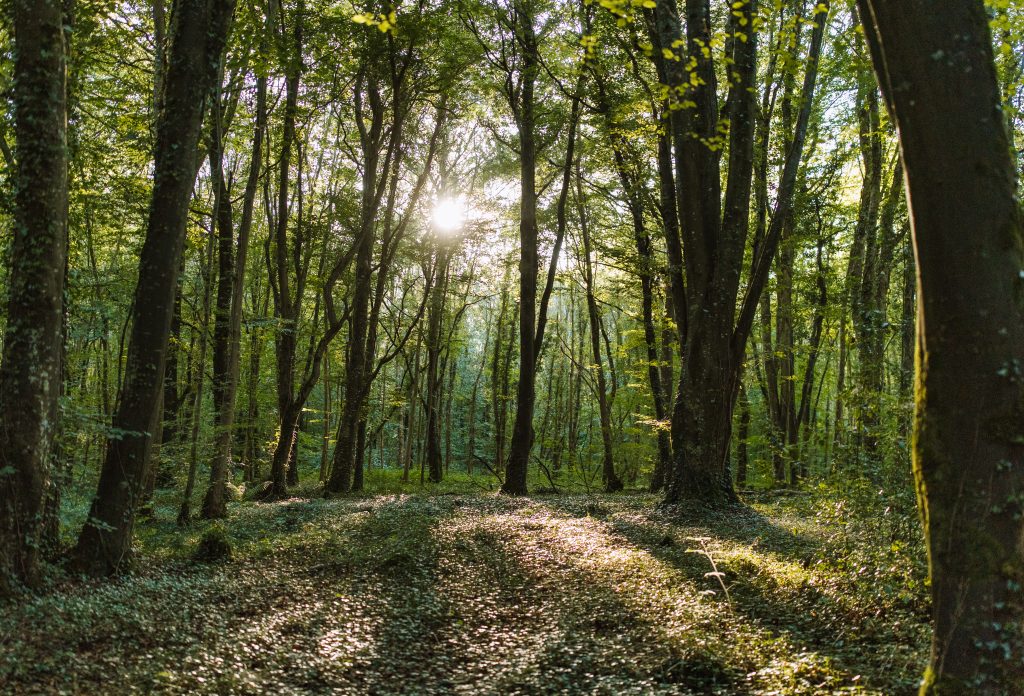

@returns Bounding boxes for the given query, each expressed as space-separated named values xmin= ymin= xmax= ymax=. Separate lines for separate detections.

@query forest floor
xmin=1 ymin=486 xmax=930 ymax=695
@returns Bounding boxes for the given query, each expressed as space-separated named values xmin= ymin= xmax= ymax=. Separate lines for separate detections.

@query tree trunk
xmin=425 ymin=247 xmax=451 ymax=484
xmin=71 ymin=0 xmax=234 ymax=577
xmin=268 ymin=25 xmax=302 ymax=498
xmin=577 ymin=171 xmax=622 ymax=494
xmin=0 ymin=0 xmax=68 ymax=592
xmin=178 ymin=221 xmax=217 ymax=525
xmin=898 ymin=233 xmax=915 ymax=435
xmin=319 ymin=352 xmax=331 ymax=481
xmin=202 ymin=32 xmax=267 ymax=518
xmin=162 ymin=279 xmax=183 ymax=448
xmin=593 ymin=65 xmax=672 ymax=491
xmin=859 ymin=0 xmax=1024 ymax=690
xmin=502 ymin=0 xmax=540 ymax=495
xmin=735 ymin=383 xmax=751 ymax=488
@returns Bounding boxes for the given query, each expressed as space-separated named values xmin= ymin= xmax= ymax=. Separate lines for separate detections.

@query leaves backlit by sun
xmin=432 ymin=197 xmax=466 ymax=233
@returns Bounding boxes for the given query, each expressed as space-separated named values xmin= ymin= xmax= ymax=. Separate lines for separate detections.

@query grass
xmin=2 ymin=470 xmax=930 ymax=695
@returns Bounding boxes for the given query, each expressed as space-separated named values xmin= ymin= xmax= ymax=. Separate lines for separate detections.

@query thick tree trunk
xmin=326 ymin=65 xmax=386 ymax=495
xmin=661 ymin=0 xmax=825 ymax=506
xmin=859 ymin=1 xmax=1024 ymax=691
xmin=659 ymin=0 xmax=755 ymax=505
xmin=0 ymin=0 xmax=68 ymax=593
xmin=71 ymin=0 xmax=234 ymax=577
xmin=326 ymin=194 xmax=374 ymax=494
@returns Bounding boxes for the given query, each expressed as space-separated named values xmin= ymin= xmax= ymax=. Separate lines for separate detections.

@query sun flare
xmin=431 ymin=197 xmax=466 ymax=233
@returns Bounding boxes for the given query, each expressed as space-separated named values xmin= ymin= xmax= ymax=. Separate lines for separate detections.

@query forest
xmin=1 ymin=0 xmax=1023 ymax=693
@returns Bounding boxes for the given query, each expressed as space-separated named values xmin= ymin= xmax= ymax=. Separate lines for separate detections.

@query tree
xmin=858 ymin=0 xmax=1024 ymax=690
xmin=326 ymin=5 xmax=446 ymax=494
xmin=497 ymin=0 xmax=542 ymax=495
xmin=0 ymin=0 xmax=68 ymax=592
xmin=71 ymin=0 xmax=235 ymax=576
xmin=647 ymin=0 xmax=827 ymax=504
xmin=575 ymin=161 xmax=623 ymax=493
xmin=202 ymin=2 xmax=269 ymax=519
xmin=266 ymin=0 xmax=306 ymax=498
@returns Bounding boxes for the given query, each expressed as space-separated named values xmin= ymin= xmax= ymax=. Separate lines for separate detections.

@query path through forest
xmin=1 ymin=494 xmax=928 ymax=695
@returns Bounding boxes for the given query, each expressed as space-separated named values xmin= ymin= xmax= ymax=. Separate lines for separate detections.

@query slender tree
xmin=202 ymin=3 xmax=269 ymax=518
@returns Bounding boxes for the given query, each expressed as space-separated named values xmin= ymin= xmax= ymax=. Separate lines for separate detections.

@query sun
xmin=431 ymin=197 xmax=466 ymax=234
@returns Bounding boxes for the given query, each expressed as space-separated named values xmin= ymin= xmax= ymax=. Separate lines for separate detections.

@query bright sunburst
xmin=431 ymin=197 xmax=466 ymax=234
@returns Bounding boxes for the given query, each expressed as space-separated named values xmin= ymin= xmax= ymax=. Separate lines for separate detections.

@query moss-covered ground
xmin=0 ymin=479 xmax=929 ymax=695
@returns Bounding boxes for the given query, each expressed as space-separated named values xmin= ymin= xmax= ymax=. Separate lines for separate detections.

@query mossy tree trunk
xmin=858 ymin=0 xmax=1024 ymax=691
xmin=0 ymin=0 xmax=68 ymax=593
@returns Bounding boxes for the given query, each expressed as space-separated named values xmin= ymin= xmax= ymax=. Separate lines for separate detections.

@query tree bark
xmin=0 ymin=0 xmax=68 ymax=592
xmin=858 ymin=1 xmax=1024 ymax=690
xmin=502 ymin=0 xmax=541 ymax=495
xmin=268 ymin=6 xmax=303 ymax=499
xmin=425 ymin=246 xmax=452 ymax=483
xmin=71 ymin=0 xmax=234 ymax=577
xmin=577 ymin=168 xmax=622 ymax=493
xmin=202 ymin=15 xmax=268 ymax=518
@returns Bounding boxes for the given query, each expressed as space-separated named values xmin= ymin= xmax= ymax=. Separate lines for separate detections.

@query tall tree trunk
xmin=0 ymin=0 xmax=68 ymax=592
xmin=326 ymin=67 xmax=385 ymax=495
xmin=443 ymin=348 xmax=457 ymax=473
xmin=243 ymin=282 xmax=268 ymax=481
xmin=162 ymin=280 xmax=183 ymax=447
xmin=657 ymin=0 xmax=825 ymax=505
xmin=319 ymin=352 xmax=331 ymax=481
xmin=577 ymin=170 xmax=622 ymax=493
xmin=491 ymin=289 xmax=508 ymax=472
xmin=401 ymin=333 xmax=423 ymax=482
xmin=267 ymin=12 xmax=302 ymax=499
xmin=898 ymin=232 xmax=915 ymax=435
xmin=467 ymin=319 xmax=489 ymax=475
xmin=502 ymin=0 xmax=540 ymax=495
xmin=202 ymin=30 xmax=268 ymax=518
xmin=425 ymin=247 xmax=452 ymax=484
xmin=178 ymin=221 xmax=217 ymax=525
xmin=735 ymin=383 xmax=751 ymax=488
xmin=859 ymin=0 xmax=1024 ymax=690
xmin=593 ymin=66 xmax=672 ymax=491
xmin=850 ymin=59 xmax=885 ymax=461
xmin=71 ymin=0 xmax=234 ymax=577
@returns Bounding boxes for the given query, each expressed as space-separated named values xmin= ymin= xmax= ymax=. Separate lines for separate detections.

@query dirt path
xmin=0 ymin=494 xmax=928 ymax=695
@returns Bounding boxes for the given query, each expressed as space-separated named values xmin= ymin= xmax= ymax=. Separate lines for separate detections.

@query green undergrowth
xmin=1 ymin=485 xmax=929 ymax=695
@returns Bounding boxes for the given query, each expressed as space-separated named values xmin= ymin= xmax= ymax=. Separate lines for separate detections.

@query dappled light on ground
xmin=0 ymin=493 xmax=927 ymax=695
